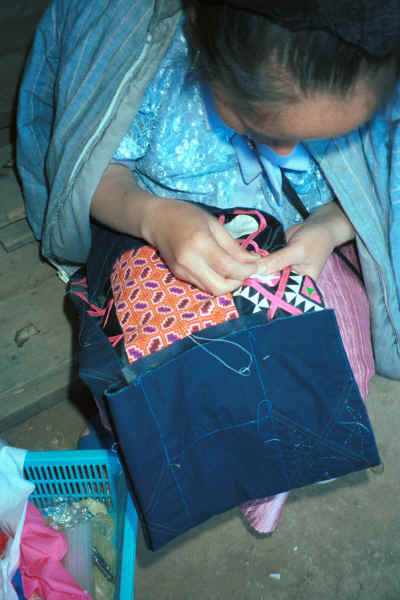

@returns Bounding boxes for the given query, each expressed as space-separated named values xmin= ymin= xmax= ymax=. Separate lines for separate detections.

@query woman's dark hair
xmin=185 ymin=1 xmax=400 ymax=114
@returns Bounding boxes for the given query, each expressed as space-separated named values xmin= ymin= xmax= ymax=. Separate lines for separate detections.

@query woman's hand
xmin=255 ymin=202 xmax=355 ymax=281
xmin=91 ymin=164 xmax=259 ymax=295
xmin=142 ymin=197 xmax=260 ymax=295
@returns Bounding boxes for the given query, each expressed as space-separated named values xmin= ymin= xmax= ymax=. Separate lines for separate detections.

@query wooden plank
xmin=0 ymin=218 xmax=34 ymax=251
xmin=0 ymin=145 xmax=12 ymax=168
xmin=0 ymin=52 xmax=28 ymax=127
xmin=0 ymin=363 xmax=81 ymax=431
xmin=0 ymin=276 xmax=78 ymax=427
xmin=0 ymin=276 xmax=76 ymax=396
xmin=0 ymin=240 xmax=55 ymax=303
xmin=0 ymin=6 xmax=50 ymax=55
xmin=0 ymin=167 xmax=25 ymax=228
xmin=0 ymin=129 xmax=12 ymax=151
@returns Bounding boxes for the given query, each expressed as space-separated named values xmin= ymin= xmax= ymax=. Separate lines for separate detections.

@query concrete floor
xmin=1 ymin=3 xmax=400 ymax=599
xmin=2 ymin=375 xmax=399 ymax=600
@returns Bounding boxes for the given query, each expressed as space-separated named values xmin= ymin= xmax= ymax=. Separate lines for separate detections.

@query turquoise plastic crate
xmin=24 ymin=449 xmax=138 ymax=599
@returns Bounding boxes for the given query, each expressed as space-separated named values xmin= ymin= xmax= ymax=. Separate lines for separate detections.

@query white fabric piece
xmin=224 ymin=214 xmax=259 ymax=239
xmin=247 ymin=273 xmax=281 ymax=286
xmin=0 ymin=439 xmax=34 ymax=600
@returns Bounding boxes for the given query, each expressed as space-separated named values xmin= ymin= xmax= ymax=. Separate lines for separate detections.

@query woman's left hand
xmin=255 ymin=201 xmax=355 ymax=281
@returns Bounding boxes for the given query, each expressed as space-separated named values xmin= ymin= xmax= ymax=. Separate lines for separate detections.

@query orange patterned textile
xmin=111 ymin=246 xmax=239 ymax=363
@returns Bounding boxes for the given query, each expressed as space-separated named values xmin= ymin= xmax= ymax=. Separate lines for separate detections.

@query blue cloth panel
xmin=103 ymin=311 xmax=380 ymax=550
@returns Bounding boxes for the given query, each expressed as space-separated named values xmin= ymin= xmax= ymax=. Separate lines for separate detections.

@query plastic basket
xmin=24 ymin=449 xmax=138 ymax=599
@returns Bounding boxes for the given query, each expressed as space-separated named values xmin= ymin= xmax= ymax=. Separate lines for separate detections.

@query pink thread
xmin=71 ymin=290 xmax=89 ymax=304
xmin=234 ymin=209 xmax=268 ymax=250
xmin=70 ymin=277 xmax=88 ymax=287
xmin=108 ymin=334 xmax=124 ymax=347
xmin=267 ymin=267 xmax=291 ymax=319
xmin=232 ymin=210 xmax=299 ymax=319
xmin=102 ymin=299 xmax=114 ymax=328
xmin=244 ymin=239 xmax=269 ymax=256
xmin=87 ymin=305 xmax=106 ymax=318
xmin=73 ymin=278 xmax=124 ymax=349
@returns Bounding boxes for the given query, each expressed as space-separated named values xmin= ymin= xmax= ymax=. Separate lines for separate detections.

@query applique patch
xmin=233 ymin=268 xmax=325 ymax=320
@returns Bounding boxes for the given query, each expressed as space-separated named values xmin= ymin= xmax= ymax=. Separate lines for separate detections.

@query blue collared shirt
xmin=112 ymin=20 xmax=334 ymax=229
xmin=202 ymin=84 xmax=315 ymax=206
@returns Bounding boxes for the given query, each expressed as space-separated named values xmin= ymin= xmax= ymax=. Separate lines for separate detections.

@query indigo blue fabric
xmin=104 ymin=311 xmax=380 ymax=550
xmin=69 ymin=225 xmax=380 ymax=551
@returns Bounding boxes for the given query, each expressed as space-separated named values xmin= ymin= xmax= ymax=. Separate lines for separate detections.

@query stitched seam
xmin=271 ymin=401 xmax=373 ymax=463
xmin=248 ymin=329 xmax=291 ymax=490
xmin=168 ymin=416 xmax=270 ymax=462
xmin=132 ymin=312 xmax=325 ymax=384
xmin=140 ymin=379 xmax=192 ymax=519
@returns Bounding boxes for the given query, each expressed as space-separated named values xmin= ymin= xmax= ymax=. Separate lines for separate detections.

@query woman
xmin=17 ymin=0 xmax=400 ymax=376
xmin=17 ymin=0 xmax=400 ymax=536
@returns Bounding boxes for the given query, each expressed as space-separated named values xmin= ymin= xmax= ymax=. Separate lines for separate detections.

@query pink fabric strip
xmin=268 ymin=266 xmax=291 ymax=319
xmin=242 ymin=272 xmax=303 ymax=317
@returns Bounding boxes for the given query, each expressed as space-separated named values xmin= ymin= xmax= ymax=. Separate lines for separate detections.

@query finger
xmin=178 ymin=261 xmax=245 ymax=296
xmin=208 ymin=244 xmax=265 ymax=283
xmin=285 ymin=223 xmax=302 ymax=242
xmin=206 ymin=276 xmax=245 ymax=296
xmin=254 ymin=246 xmax=303 ymax=275
xmin=258 ymin=252 xmax=324 ymax=280
xmin=196 ymin=253 xmax=253 ymax=294
xmin=166 ymin=230 xmax=255 ymax=291
xmin=180 ymin=225 xmax=260 ymax=283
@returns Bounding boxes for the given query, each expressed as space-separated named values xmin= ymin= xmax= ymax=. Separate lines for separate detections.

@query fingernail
xmin=255 ymin=264 xmax=267 ymax=275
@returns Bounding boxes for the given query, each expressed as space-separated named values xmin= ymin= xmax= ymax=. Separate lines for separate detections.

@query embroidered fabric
xmin=72 ymin=209 xmax=325 ymax=365
xmin=222 ymin=210 xmax=325 ymax=319
xmin=111 ymin=246 xmax=239 ymax=363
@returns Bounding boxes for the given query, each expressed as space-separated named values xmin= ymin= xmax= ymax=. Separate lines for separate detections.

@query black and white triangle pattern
xmin=283 ymin=273 xmax=325 ymax=313
xmin=233 ymin=271 xmax=325 ymax=318
xmin=233 ymin=285 xmax=270 ymax=313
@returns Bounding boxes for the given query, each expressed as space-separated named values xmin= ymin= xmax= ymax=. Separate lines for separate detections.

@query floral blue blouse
xmin=112 ymin=19 xmax=334 ymax=230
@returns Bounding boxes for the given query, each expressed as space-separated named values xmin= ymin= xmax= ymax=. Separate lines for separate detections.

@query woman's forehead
xmin=246 ymin=91 xmax=377 ymax=142
xmin=214 ymin=82 xmax=381 ymax=144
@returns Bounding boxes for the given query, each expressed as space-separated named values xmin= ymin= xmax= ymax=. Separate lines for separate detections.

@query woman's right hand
xmin=141 ymin=196 xmax=260 ymax=296
xmin=91 ymin=164 xmax=259 ymax=295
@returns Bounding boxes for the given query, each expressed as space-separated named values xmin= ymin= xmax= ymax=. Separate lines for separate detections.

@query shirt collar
xmin=201 ymin=83 xmax=311 ymax=183
xmin=202 ymin=84 xmax=266 ymax=184
xmin=202 ymin=83 xmax=235 ymax=141
xmin=256 ymin=141 xmax=310 ymax=172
